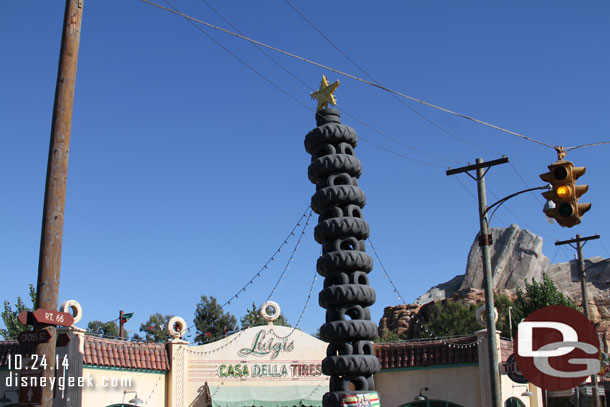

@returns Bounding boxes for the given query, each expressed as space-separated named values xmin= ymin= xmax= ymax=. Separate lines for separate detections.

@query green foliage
xmin=1 ymin=284 xmax=36 ymax=340
xmin=194 ymin=296 xmax=237 ymax=344
xmin=240 ymin=302 xmax=290 ymax=329
xmin=135 ymin=313 xmax=171 ymax=342
xmin=421 ymin=300 xmax=480 ymax=338
xmin=494 ymin=294 xmax=515 ymax=337
xmin=511 ymin=273 xmax=577 ymax=332
xmin=374 ymin=329 xmax=402 ymax=343
xmin=87 ymin=320 xmax=120 ymax=338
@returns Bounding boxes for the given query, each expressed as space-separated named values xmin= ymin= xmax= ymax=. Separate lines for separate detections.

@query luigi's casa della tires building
xmin=0 ymin=303 xmax=549 ymax=407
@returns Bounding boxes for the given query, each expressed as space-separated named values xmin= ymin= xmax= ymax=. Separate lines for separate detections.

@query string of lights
xmin=367 ymin=238 xmax=485 ymax=348
xmin=268 ymin=268 xmax=318 ymax=340
xmin=265 ymin=210 xmax=313 ymax=304
xmin=141 ymin=0 xmax=610 ymax=153
xmin=221 ymin=206 xmax=312 ymax=309
xmin=142 ymin=374 xmax=163 ymax=406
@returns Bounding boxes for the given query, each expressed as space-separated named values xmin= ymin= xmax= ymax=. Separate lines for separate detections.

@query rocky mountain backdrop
xmin=378 ymin=224 xmax=610 ymax=350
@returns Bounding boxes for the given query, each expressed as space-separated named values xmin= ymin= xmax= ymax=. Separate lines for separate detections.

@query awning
xmin=210 ymin=384 xmax=326 ymax=407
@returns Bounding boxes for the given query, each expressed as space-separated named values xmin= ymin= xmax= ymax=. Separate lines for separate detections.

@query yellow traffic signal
xmin=540 ymin=160 xmax=590 ymax=227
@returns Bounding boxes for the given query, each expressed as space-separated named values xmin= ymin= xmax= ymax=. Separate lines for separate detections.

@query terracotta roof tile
xmin=500 ymin=338 xmax=513 ymax=363
xmin=374 ymin=336 xmax=479 ymax=370
xmin=83 ymin=336 xmax=169 ymax=371
xmin=0 ymin=341 xmax=36 ymax=367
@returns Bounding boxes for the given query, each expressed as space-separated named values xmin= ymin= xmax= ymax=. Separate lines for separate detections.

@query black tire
xmin=322 ymin=355 xmax=380 ymax=376
xmin=310 ymin=143 xmax=336 ymax=161
xmin=326 ymin=341 xmax=353 ymax=357
xmin=323 ymin=272 xmax=350 ymax=288
xmin=311 ymin=185 xmax=366 ymax=213
xmin=319 ymin=284 xmax=376 ymax=308
xmin=318 ymin=204 xmax=363 ymax=222
xmin=326 ymin=305 xmax=371 ymax=322
xmin=317 ymin=251 xmax=373 ymax=275
xmin=308 ymin=154 xmax=362 ymax=183
xmin=320 ymin=320 xmax=377 ymax=341
xmin=316 ymin=173 xmax=359 ymax=190
xmin=305 ymin=117 xmax=358 ymax=153
xmin=322 ymin=237 xmax=365 ymax=254
xmin=353 ymin=340 xmax=375 ymax=356
xmin=328 ymin=375 xmax=374 ymax=392
xmin=314 ymin=217 xmax=370 ymax=244
xmin=350 ymin=271 xmax=370 ymax=286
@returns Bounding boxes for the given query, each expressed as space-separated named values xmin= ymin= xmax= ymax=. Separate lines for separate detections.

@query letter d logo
xmin=514 ymin=305 xmax=601 ymax=392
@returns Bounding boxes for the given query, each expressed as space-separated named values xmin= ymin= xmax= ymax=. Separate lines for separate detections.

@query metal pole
xmin=475 ymin=158 xmax=502 ymax=407
xmin=508 ymin=306 xmax=513 ymax=341
xmin=119 ymin=310 xmax=124 ymax=339
xmin=576 ymin=235 xmax=600 ymax=407
xmin=34 ymin=1 xmax=84 ymax=405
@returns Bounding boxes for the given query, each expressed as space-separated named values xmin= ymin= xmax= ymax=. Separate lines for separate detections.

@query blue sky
xmin=1 ymin=1 xmax=609 ymax=339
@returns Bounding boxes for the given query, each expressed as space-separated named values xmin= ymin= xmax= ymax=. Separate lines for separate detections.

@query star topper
xmin=310 ymin=75 xmax=340 ymax=111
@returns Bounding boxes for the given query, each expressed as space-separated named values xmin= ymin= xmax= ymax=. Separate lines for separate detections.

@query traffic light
xmin=539 ymin=160 xmax=590 ymax=227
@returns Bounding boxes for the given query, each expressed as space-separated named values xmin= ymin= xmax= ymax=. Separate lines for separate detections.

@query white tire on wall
xmin=59 ymin=300 xmax=82 ymax=324
xmin=476 ymin=305 xmax=498 ymax=327
xmin=260 ymin=301 xmax=281 ymax=322
xmin=167 ymin=316 xmax=187 ymax=338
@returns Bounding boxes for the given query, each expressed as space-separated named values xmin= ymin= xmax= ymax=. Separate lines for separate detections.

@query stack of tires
xmin=305 ymin=108 xmax=380 ymax=407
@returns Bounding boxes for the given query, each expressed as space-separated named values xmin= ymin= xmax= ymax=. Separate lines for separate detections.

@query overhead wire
xmin=599 ymin=237 xmax=610 ymax=258
xmin=141 ymin=0 xmax=610 ymax=153
xmin=161 ymin=0 xmax=449 ymax=168
xmin=282 ymin=0 xmax=498 ymax=156
xmin=197 ymin=0 xmax=454 ymax=165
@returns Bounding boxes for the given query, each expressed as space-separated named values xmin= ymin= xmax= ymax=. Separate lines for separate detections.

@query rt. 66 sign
xmin=18 ymin=308 xmax=74 ymax=327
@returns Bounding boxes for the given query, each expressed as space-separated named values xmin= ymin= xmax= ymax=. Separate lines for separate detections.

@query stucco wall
xmin=82 ymin=367 xmax=166 ymax=407
xmin=374 ymin=364 xmax=482 ymax=407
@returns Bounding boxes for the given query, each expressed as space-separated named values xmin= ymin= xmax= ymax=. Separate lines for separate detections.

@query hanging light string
xmin=367 ymin=239 xmax=408 ymax=305
xmin=264 ymin=210 xmax=313 ymax=304
xmin=141 ymin=0 xmax=610 ymax=154
xmin=221 ymin=206 xmax=312 ymax=308
xmin=142 ymin=374 xmax=163 ymax=406
xmin=269 ymin=268 xmax=319 ymax=340
xmin=297 ymin=378 xmax=328 ymax=406
xmin=368 ymin=238 xmax=487 ymax=348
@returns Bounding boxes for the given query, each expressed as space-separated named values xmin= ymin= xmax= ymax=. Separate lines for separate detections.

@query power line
xmin=161 ymin=0 xmax=451 ymax=168
xmin=197 ymin=0 xmax=455 ymax=164
xmin=282 ymin=0 xmax=498 ymax=155
xmin=141 ymin=0 xmax=610 ymax=153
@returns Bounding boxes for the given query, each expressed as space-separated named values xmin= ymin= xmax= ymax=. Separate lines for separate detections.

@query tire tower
xmin=305 ymin=77 xmax=380 ymax=407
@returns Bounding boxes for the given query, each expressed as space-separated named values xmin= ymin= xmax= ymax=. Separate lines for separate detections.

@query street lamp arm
xmin=485 ymin=185 xmax=550 ymax=223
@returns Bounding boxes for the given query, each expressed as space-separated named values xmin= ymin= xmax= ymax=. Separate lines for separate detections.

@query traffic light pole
xmin=555 ymin=234 xmax=601 ymax=407
xmin=447 ymin=156 xmax=508 ymax=407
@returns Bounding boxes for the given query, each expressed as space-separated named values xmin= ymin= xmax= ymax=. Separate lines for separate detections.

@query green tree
xmin=240 ymin=302 xmax=290 ymax=329
xmin=494 ymin=294 xmax=515 ymax=338
xmin=1 ymin=284 xmax=36 ymax=340
xmin=134 ymin=313 xmax=171 ymax=342
xmin=87 ymin=320 xmax=120 ymax=338
xmin=374 ymin=329 xmax=401 ymax=343
xmin=194 ymin=296 xmax=237 ymax=344
xmin=511 ymin=273 xmax=577 ymax=332
xmin=421 ymin=300 xmax=480 ymax=338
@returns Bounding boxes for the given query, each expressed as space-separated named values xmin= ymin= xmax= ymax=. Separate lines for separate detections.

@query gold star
xmin=310 ymin=75 xmax=340 ymax=111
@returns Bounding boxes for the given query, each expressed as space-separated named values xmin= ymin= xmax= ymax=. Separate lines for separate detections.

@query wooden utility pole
xmin=447 ymin=156 xmax=509 ymax=407
xmin=34 ymin=0 xmax=84 ymax=405
xmin=555 ymin=234 xmax=601 ymax=407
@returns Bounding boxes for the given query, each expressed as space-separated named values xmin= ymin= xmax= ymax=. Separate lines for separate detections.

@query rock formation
xmin=379 ymin=224 xmax=610 ymax=351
